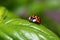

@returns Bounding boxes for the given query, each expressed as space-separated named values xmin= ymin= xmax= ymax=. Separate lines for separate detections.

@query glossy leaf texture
xmin=0 ymin=19 xmax=59 ymax=40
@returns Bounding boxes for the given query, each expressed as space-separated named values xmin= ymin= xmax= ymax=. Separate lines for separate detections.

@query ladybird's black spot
xmin=34 ymin=16 xmax=35 ymax=17
xmin=38 ymin=18 xmax=40 ymax=20
xmin=32 ymin=18 xmax=35 ymax=19
xmin=37 ymin=17 xmax=38 ymax=18
xmin=31 ymin=17 xmax=32 ymax=18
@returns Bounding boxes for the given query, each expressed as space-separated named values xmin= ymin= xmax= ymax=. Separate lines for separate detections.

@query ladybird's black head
xmin=29 ymin=17 xmax=35 ymax=21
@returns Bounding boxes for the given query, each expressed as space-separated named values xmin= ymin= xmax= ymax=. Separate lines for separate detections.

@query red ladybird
xmin=28 ymin=15 xmax=41 ymax=24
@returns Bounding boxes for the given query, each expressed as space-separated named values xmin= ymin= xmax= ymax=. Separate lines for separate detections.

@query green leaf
xmin=0 ymin=19 xmax=59 ymax=40
xmin=0 ymin=7 xmax=7 ymax=20
xmin=5 ymin=11 xmax=18 ymax=19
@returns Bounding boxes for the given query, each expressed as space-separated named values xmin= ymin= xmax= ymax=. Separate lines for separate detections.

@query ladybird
xmin=28 ymin=15 xmax=41 ymax=24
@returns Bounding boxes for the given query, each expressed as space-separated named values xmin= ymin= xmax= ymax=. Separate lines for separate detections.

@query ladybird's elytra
xmin=28 ymin=15 xmax=41 ymax=24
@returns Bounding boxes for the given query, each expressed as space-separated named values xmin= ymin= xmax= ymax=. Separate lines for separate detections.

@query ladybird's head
xmin=28 ymin=16 xmax=37 ymax=22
